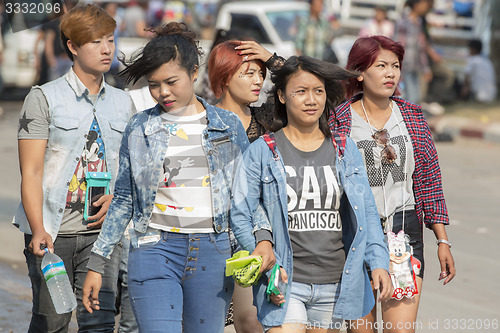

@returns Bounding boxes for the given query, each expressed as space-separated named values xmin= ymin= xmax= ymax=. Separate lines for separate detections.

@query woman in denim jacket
xmin=82 ymin=23 xmax=250 ymax=332
xmin=230 ymin=56 xmax=391 ymax=331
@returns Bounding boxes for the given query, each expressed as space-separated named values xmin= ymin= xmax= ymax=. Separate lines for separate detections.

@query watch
xmin=436 ymin=239 xmax=452 ymax=248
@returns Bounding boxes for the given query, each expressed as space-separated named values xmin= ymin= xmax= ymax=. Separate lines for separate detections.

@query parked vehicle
xmin=1 ymin=27 xmax=40 ymax=90
xmin=213 ymin=1 xmax=308 ymax=58
xmin=195 ymin=0 xmax=308 ymax=98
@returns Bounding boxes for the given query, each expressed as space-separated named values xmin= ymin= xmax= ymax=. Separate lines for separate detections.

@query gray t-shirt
xmin=349 ymin=102 xmax=416 ymax=221
xmin=274 ymin=130 xmax=345 ymax=284
xmin=18 ymin=89 xmax=103 ymax=235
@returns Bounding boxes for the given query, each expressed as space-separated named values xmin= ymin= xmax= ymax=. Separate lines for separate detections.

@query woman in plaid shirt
xmin=329 ymin=35 xmax=456 ymax=333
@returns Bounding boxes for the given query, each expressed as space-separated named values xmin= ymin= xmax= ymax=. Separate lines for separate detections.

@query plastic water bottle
xmin=41 ymin=248 xmax=77 ymax=314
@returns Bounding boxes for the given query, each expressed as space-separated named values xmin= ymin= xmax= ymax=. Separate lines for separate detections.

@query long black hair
xmin=270 ymin=56 xmax=358 ymax=137
xmin=119 ymin=22 xmax=203 ymax=85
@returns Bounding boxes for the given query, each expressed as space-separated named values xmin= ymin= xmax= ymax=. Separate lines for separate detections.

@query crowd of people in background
xmin=7 ymin=0 xmax=499 ymax=332
xmin=0 ymin=0 xmax=496 ymax=106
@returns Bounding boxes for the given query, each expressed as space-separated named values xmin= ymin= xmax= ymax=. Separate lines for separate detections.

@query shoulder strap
xmin=331 ymin=132 xmax=347 ymax=158
xmin=262 ymin=131 xmax=279 ymax=160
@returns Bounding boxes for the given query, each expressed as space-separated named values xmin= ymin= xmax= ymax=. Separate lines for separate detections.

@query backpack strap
xmin=331 ymin=132 xmax=347 ymax=158
xmin=262 ymin=131 xmax=279 ymax=160
xmin=263 ymin=131 xmax=346 ymax=159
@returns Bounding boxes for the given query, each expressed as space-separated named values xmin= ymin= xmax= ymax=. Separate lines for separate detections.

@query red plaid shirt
xmin=329 ymin=94 xmax=449 ymax=229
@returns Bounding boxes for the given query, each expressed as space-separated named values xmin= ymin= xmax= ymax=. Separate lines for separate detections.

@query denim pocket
xmin=261 ymin=169 xmax=279 ymax=205
xmin=130 ymin=229 xmax=164 ymax=251
xmin=53 ymin=116 xmax=80 ymax=131
xmin=109 ymin=120 xmax=127 ymax=134
xmin=211 ymin=233 xmax=231 ymax=255
xmin=128 ymin=241 xmax=168 ymax=283
xmin=129 ymin=134 xmax=156 ymax=165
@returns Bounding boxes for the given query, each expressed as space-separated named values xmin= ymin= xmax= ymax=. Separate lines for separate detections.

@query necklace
xmin=360 ymin=98 xmax=393 ymax=132
xmin=359 ymin=98 xmax=409 ymax=233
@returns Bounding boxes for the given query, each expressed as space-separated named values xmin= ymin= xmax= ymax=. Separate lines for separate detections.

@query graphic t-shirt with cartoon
xmin=18 ymin=92 xmax=106 ymax=234
xmin=60 ymin=114 xmax=107 ymax=234
xmin=149 ymin=111 xmax=214 ymax=234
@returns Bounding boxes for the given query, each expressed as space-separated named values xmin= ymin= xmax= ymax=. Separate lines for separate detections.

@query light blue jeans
xmin=283 ymin=281 xmax=343 ymax=330
xmin=128 ymin=231 xmax=233 ymax=332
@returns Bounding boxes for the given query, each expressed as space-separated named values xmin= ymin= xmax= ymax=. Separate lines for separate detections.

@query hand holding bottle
xmin=41 ymin=248 xmax=77 ymax=314
xmin=29 ymin=229 xmax=53 ymax=257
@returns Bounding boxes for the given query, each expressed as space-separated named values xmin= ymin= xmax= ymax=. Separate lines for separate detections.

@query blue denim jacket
xmin=230 ymin=134 xmax=389 ymax=327
xmin=91 ymin=98 xmax=250 ymax=260
xmin=12 ymin=69 xmax=133 ymax=241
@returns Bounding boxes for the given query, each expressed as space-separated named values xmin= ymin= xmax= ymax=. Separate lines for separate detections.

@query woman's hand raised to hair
xmin=234 ymin=41 xmax=273 ymax=63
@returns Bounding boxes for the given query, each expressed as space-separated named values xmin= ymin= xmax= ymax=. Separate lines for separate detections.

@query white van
xmin=1 ymin=27 xmax=40 ymax=89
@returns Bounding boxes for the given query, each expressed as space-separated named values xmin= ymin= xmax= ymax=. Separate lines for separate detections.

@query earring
xmin=194 ymin=78 xmax=198 ymax=82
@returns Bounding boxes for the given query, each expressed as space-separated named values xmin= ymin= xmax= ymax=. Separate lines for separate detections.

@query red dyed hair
xmin=344 ymin=35 xmax=405 ymax=98
xmin=208 ymin=40 xmax=266 ymax=99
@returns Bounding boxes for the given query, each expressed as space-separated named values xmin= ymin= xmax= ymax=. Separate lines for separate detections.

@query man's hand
xmin=28 ymin=230 xmax=53 ymax=257
xmin=251 ymin=240 xmax=275 ymax=273
xmin=372 ymin=268 xmax=392 ymax=302
xmin=86 ymin=194 xmax=113 ymax=229
xmin=82 ymin=270 xmax=103 ymax=313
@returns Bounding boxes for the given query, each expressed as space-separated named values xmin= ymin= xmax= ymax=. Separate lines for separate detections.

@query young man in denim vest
xmin=13 ymin=4 xmax=135 ymax=332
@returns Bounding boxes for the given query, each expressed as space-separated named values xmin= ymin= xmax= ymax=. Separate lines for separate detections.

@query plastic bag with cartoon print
xmin=386 ymin=230 xmax=419 ymax=300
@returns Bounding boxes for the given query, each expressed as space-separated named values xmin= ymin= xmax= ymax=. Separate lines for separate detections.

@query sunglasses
xmin=372 ymin=129 xmax=397 ymax=164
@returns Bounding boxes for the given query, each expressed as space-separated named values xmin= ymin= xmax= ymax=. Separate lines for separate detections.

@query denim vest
xmin=230 ymin=136 xmax=389 ymax=326
xmin=13 ymin=70 xmax=133 ymax=241
xmin=91 ymin=98 xmax=250 ymax=260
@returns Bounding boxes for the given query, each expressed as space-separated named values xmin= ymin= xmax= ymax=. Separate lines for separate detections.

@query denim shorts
xmin=282 ymin=281 xmax=343 ymax=330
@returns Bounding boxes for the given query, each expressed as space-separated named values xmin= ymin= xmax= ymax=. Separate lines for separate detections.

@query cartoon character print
xmin=387 ymin=230 xmax=419 ymax=300
xmin=84 ymin=130 xmax=104 ymax=171
xmin=65 ymin=119 xmax=106 ymax=213
xmin=164 ymin=123 xmax=188 ymax=140
xmin=156 ymin=157 xmax=195 ymax=213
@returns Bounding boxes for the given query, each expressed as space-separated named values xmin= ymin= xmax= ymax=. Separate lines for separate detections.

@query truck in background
xmin=1 ymin=0 xmax=496 ymax=101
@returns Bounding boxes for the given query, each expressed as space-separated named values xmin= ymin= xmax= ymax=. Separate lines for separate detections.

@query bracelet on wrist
xmin=264 ymin=52 xmax=277 ymax=66
xmin=436 ymin=239 xmax=451 ymax=248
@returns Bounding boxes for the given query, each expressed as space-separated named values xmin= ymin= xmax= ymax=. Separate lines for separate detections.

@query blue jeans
xmin=128 ymin=231 xmax=233 ymax=332
xmin=284 ymin=281 xmax=343 ymax=329
xmin=24 ymin=233 xmax=121 ymax=333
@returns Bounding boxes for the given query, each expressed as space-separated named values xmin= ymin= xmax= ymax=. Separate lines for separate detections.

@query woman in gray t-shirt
xmin=230 ymin=55 xmax=392 ymax=331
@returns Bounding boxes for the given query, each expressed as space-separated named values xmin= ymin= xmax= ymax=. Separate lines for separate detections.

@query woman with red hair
xmin=208 ymin=40 xmax=284 ymax=143
xmin=330 ymin=35 xmax=456 ymax=333
xmin=207 ymin=40 xmax=283 ymax=332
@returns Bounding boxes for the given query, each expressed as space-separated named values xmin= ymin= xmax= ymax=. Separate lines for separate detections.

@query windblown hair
xmin=270 ymin=56 xmax=358 ymax=137
xmin=119 ymin=22 xmax=203 ymax=85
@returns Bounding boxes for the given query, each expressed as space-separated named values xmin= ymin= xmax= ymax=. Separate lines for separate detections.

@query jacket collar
xmin=64 ymin=67 xmax=106 ymax=99
xmin=144 ymin=96 xmax=228 ymax=136
xmin=348 ymin=93 xmax=420 ymax=111
xmin=201 ymin=97 xmax=230 ymax=131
